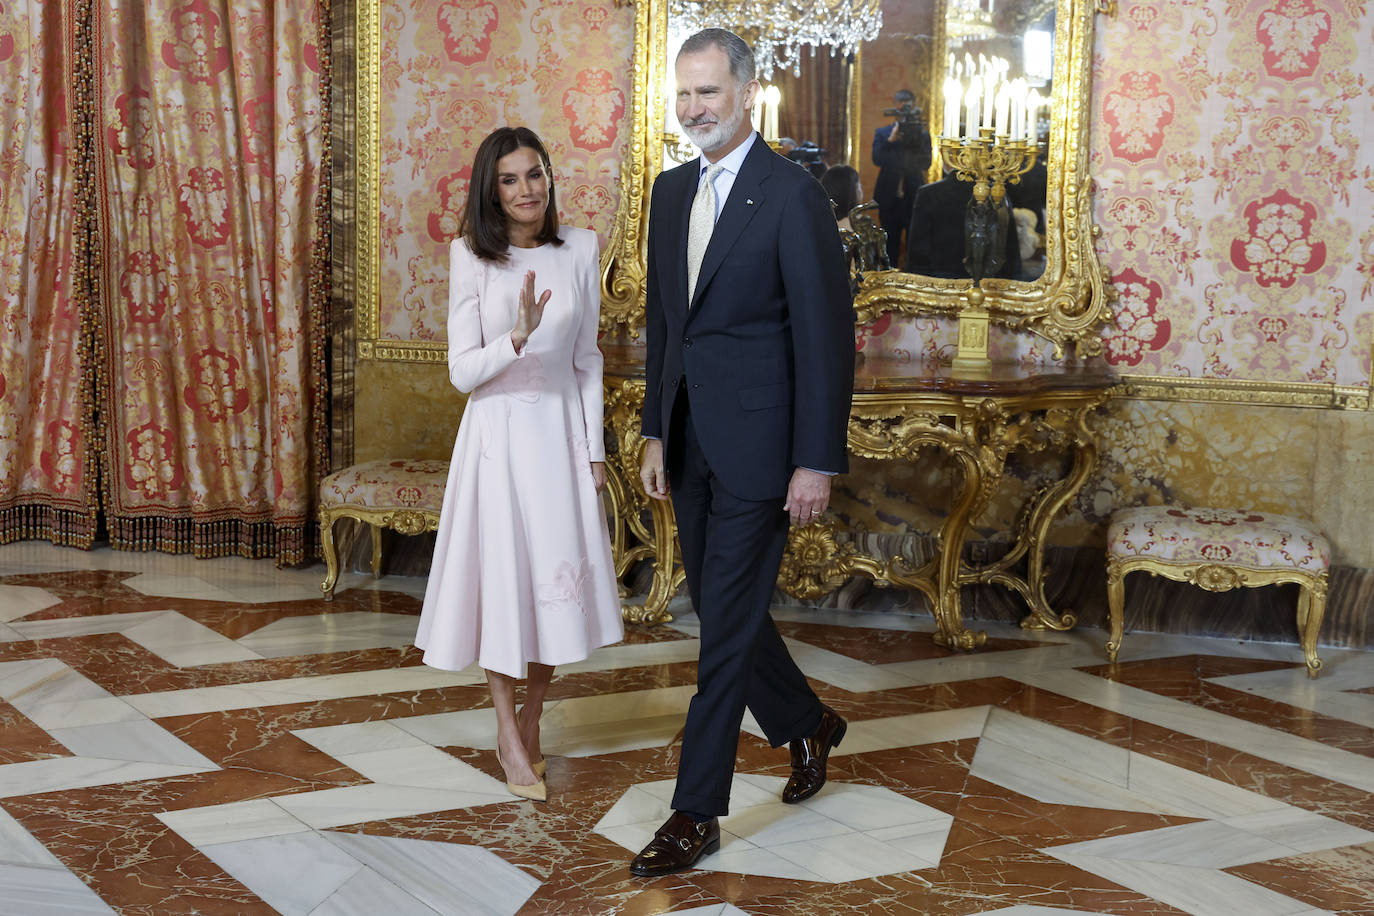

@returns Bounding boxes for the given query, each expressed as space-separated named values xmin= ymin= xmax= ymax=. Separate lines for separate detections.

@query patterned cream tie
xmin=686 ymin=162 xmax=724 ymax=305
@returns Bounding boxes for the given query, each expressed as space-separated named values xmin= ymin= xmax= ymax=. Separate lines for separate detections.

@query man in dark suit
xmin=906 ymin=171 xmax=1023 ymax=280
xmin=871 ymin=89 xmax=932 ymax=269
xmin=630 ymin=28 xmax=856 ymax=878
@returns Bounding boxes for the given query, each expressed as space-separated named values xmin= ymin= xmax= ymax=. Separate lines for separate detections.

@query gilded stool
xmin=318 ymin=459 xmax=448 ymax=600
xmin=1106 ymin=506 xmax=1331 ymax=677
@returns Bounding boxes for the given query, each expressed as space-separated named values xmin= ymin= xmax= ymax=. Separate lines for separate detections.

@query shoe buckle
xmin=678 ymin=836 xmax=692 ymax=850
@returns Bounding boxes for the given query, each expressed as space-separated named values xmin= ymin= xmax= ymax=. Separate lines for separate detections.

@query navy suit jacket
xmin=641 ymin=135 xmax=855 ymax=501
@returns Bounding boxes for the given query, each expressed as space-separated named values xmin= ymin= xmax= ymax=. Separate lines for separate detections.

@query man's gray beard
xmin=684 ymin=105 xmax=746 ymax=153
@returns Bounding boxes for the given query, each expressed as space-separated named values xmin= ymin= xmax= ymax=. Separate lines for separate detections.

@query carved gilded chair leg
xmin=320 ymin=509 xmax=340 ymax=601
xmin=369 ymin=523 xmax=383 ymax=578
xmin=1296 ymin=578 xmax=1327 ymax=678
xmin=1105 ymin=563 xmax=1125 ymax=662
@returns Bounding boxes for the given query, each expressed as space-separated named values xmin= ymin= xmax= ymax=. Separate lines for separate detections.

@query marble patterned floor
xmin=0 ymin=543 xmax=1371 ymax=915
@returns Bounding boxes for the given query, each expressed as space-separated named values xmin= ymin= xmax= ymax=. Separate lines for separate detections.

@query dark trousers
xmin=878 ymin=197 xmax=910 ymax=269
xmin=665 ymin=393 xmax=823 ymax=817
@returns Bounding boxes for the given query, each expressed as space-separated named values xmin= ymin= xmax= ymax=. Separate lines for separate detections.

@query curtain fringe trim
xmin=105 ymin=515 xmax=319 ymax=566
xmin=0 ymin=504 xmax=98 ymax=549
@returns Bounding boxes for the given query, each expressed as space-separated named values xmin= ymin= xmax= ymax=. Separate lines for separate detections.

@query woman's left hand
xmin=590 ymin=462 xmax=606 ymax=492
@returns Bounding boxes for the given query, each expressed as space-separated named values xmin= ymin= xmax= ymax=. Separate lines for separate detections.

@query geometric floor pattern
xmin=0 ymin=541 xmax=1372 ymax=915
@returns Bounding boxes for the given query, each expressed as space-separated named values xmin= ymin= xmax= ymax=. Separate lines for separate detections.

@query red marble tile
xmin=1227 ymin=842 xmax=1374 ymax=914
xmin=0 ymin=697 xmax=69 ymax=763
xmin=775 ymin=618 xmax=1053 ymax=664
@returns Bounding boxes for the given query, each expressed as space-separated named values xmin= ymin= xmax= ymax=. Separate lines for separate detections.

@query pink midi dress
xmin=415 ymin=227 xmax=624 ymax=676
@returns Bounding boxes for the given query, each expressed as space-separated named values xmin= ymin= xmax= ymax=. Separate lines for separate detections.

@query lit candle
xmin=944 ymin=77 xmax=960 ymax=137
xmin=765 ymin=85 xmax=781 ymax=140
xmin=995 ymin=85 xmax=1010 ymax=136
xmin=981 ymin=76 xmax=996 ymax=132
xmin=965 ymin=76 xmax=981 ymax=141
xmin=1026 ymin=89 xmax=1042 ymax=142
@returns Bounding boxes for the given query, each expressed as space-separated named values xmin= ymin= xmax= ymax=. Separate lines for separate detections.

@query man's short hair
xmin=895 ymin=89 xmax=915 ymax=104
xmin=679 ymin=28 xmax=756 ymax=84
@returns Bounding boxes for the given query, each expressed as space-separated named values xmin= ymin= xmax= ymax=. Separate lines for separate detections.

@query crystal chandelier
xmin=946 ymin=0 xmax=996 ymax=43
xmin=669 ymin=0 xmax=883 ymax=78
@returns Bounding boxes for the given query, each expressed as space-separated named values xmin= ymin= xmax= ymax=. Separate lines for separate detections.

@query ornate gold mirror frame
xmin=353 ymin=0 xmax=1112 ymax=356
xmin=592 ymin=0 xmax=1113 ymax=356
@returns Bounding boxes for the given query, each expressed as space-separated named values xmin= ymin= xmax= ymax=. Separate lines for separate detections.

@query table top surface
xmin=602 ymin=343 xmax=1118 ymax=396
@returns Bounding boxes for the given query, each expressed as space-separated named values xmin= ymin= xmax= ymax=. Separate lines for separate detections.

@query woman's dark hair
xmin=461 ymin=126 xmax=563 ymax=262
xmin=820 ymin=165 xmax=861 ymax=221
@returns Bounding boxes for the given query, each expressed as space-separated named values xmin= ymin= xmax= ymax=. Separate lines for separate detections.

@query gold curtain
xmin=0 ymin=0 xmax=101 ymax=547
xmin=0 ymin=0 xmax=329 ymax=564
xmin=776 ymin=45 xmax=851 ymax=168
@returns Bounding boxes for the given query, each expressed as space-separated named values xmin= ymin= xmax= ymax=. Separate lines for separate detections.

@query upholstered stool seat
xmin=1106 ymin=506 xmax=1331 ymax=676
xmin=318 ymin=459 xmax=448 ymax=599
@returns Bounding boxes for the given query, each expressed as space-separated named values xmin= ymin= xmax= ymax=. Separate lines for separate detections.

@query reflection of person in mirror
xmin=906 ymin=169 xmax=1022 ymax=280
xmin=632 ymin=27 xmax=856 ymax=879
xmin=871 ymin=88 xmax=932 ymax=269
xmin=820 ymin=164 xmax=863 ymax=231
xmin=414 ymin=126 xmax=624 ymax=806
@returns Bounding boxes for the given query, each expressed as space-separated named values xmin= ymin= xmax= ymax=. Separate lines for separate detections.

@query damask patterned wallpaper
xmin=1091 ymin=0 xmax=1373 ymax=385
xmin=375 ymin=0 xmax=633 ymax=343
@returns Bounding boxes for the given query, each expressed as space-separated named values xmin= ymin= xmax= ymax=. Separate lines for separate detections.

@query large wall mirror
xmin=599 ymin=0 xmax=1114 ymax=357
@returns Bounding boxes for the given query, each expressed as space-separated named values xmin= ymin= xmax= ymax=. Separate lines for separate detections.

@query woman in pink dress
xmin=415 ymin=127 xmax=624 ymax=802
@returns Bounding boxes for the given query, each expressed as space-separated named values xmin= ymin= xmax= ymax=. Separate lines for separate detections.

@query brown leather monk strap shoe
xmin=781 ymin=704 xmax=847 ymax=804
xmin=629 ymin=811 xmax=720 ymax=877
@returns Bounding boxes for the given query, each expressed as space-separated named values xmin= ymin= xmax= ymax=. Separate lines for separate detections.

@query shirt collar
xmin=698 ymin=130 xmax=757 ymax=179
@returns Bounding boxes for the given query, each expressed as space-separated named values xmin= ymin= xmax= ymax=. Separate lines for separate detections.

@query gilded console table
xmin=602 ymin=343 xmax=1116 ymax=647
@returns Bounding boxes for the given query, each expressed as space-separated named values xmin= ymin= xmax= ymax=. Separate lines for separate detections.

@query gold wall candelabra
xmin=938 ymin=129 xmax=1039 ymax=372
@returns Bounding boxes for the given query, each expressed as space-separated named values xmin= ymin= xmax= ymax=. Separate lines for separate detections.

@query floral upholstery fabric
xmin=319 ymin=460 xmax=448 ymax=511
xmin=1108 ymin=506 xmax=1330 ymax=572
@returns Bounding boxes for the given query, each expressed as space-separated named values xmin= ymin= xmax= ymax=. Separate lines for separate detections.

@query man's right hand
xmin=640 ymin=439 xmax=669 ymax=500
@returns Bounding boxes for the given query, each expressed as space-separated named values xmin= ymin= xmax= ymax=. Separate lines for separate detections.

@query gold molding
xmin=598 ymin=0 xmax=665 ymax=338
xmin=856 ymin=0 xmax=1112 ymax=359
xmin=1115 ymin=375 xmax=1372 ymax=411
xmin=356 ymin=0 xmax=380 ymax=352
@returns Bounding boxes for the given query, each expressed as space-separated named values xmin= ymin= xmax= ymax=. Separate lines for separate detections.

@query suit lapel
xmin=688 ymin=138 xmax=772 ymax=313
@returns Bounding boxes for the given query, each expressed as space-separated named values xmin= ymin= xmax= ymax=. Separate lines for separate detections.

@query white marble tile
xmin=323 ymin=830 xmax=541 ymax=916
xmin=768 ymin=830 xmax=925 ymax=883
xmin=721 ymin=804 xmax=853 ymax=848
xmin=199 ymin=832 xmax=364 ymax=916
xmin=293 ymin=721 xmax=430 ymax=759
xmin=879 ymin=642 xmax=1107 ymax=688
xmin=1048 ymin=851 xmax=1334 ymax=916
xmin=981 ymin=708 xmax=1131 ymax=787
xmin=0 ymin=657 xmax=67 ymax=695
xmin=1016 ymin=668 xmax=1374 ymax=795
xmin=119 ymin=574 xmax=245 ymax=604
xmin=1049 ymin=821 xmax=1297 ymax=869
xmin=963 ymin=908 xmax=1116 ymax=916
xmin=867 ymin=818 xmax=954 ymax=865
xmin=122 ymin=666 xmax=484 ymax=718
xmin=698 ymin=842 xmax=827 ymax=881
xmin=308 ymin=866 xmax=440 ymax=916
xmin=803 ymin=662 xmax=923 ymax=693
xmin=334 ymin=746 xmax=505 ymax=794
xmin=971 ymin=737 xmax=1174 ymax=816
xmin=0 ymin=584 xmax=66 ymax=622
xmin=123 ymin=611 xmax=262 ymax=666
xmin=0 ymin=757 xmax=211 ymax=799
xmin=0 ymin=622 xmax=24 ymax=643
xmin=1210 ymin=667 xmax=1374 ymax=730
xmin=237 ymin=612 xmax=420 ymax=658
xmin=0 ymin=808 xmax=63 ymax=867
xmin=594 ymin=785 xmax=672 ymax=831
xmin=48 ymin=718 xmax=216 ymax=768
xmin=9 ymin=611 xmax=169 ymax=640
xmin=1221 ymin=808 xmax=1374 ymax=855
xmin=800 ymin=783 xmax=947 ymax=832
xmin=0 ymin=861 xmax=118 ymax=914
xmin=17 ymin=696 xmax=144 ymax=731
xmin=157 ymin=798 xmax=312 ymax=847
xmin=271 ymin=783 xmax=514 ymax=829
xmin=1124 ymin=752 xmax=1288 ymax=819
xmin=770 ymin=604 xmax=937 ymax=632
xmin=551 ymin=638 xmax=704 ymax=675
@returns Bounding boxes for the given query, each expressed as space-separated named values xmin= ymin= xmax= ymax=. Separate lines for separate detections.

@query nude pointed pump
xmin=496 ymin=748 xmax=547 ymax=802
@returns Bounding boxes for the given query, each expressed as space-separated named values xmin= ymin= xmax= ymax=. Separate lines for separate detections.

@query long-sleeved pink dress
xmin=415 ymin=227 xmax=623 ymax=676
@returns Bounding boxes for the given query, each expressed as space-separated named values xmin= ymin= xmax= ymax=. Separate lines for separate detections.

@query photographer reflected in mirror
xmin=787 ymin=140 xmax=829 ymax=180
xmin=872 ymin=88 xmax=932 ymax=270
